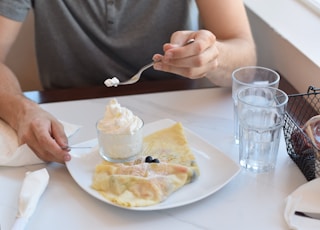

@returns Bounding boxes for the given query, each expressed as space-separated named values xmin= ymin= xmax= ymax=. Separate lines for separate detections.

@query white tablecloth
xmin=0 ymin=88 xmax=307 ymax=230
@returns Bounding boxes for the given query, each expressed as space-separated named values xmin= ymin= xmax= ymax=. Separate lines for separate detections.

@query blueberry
xmin=152 ymin=158 xmax=160 ymax=163
xmin=145 ymin=156 xmax=153 ymax=163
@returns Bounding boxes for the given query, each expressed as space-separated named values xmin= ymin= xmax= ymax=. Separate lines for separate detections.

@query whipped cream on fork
xmin=104 ymin=77 xmax=120 ymax=87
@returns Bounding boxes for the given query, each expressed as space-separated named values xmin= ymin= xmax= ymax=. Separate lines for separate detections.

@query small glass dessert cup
xmin=96 ymin=120 xmax=144 ymax=163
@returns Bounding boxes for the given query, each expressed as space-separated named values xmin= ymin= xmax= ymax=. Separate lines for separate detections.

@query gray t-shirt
xmin=0 ymin=0 xmax=199 ymax=89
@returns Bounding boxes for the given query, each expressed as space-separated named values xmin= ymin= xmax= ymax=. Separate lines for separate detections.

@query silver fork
xmin=61 ymin=146 xmax=93 ymax=151
xmin=117 ymin=61 xmax=154 ymax=86
xmin=104 ymin=38 xmax=195 ymax=87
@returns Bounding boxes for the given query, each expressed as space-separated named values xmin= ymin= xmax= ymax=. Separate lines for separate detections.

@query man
xmin=0 ymin=0 xmax=256 ymax=163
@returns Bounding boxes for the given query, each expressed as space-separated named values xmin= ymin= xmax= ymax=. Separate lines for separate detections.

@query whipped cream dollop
xmin=97 ymin=98 xmax=143 ymax=134
xmin=104 ymin=77 xmax=120 ymax=87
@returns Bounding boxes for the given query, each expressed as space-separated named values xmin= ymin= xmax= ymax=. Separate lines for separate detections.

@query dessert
xmin=104 ymin=77 xmax=120 ymax=87
xmin=96 ymin=98 xmax=143 ymax=162
xmin=92 ymin=122 xmax=200 ymax=207
xmin=142 ymin=122 xmax=199 ymax=179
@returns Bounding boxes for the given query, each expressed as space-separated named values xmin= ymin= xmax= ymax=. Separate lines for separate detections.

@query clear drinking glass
xmin=96 ymin=119 xmax=144 ymax=163
xmin=237 ymin=87 xmax=288 ymax=173
xmin=232 ymin=66 xmax=280 ymax=144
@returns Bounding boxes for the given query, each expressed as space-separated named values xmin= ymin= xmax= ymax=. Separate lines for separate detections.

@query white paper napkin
xmin=285 ymin=178 xmax=320 ymax=229
xmin=0 ymin=119 xmax=81 ymax=166
xmin=11 ymin=168 xmax=50 ymax=230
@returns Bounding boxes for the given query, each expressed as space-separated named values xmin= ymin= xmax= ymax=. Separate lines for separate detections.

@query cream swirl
xmin=97 ymin=98 xmax=143 ymax=134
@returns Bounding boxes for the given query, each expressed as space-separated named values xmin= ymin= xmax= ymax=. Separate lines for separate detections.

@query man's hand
xmin=16 ymin=105 xmax=71 ymax=164
xmin=153 ymin=30 xmax=219 ymax=80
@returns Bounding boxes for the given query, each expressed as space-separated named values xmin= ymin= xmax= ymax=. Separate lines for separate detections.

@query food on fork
xmin=91 ymin=122 xmax=200 ymax=207
xmin=104 ymin=77 xmax=120 ymax=87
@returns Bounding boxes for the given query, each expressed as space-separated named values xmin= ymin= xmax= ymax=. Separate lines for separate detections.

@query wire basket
xmin=283 ymin=86 xmax=320 ymax=181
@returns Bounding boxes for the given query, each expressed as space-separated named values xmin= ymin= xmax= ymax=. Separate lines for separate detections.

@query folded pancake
xmin=91 ymin=122 xmax=200 ymax=207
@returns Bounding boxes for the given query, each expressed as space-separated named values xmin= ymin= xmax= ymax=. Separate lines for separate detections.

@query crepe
xmin=91 ymin=122 xmax=200 ymax=207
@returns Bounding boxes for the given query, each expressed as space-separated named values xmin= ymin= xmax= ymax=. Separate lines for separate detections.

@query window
xmin=245 ymin=0 xmax=320 ymax=66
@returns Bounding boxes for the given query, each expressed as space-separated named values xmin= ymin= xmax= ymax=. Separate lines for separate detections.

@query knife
xmin=295 ymin=211 xmax=320 ymax=220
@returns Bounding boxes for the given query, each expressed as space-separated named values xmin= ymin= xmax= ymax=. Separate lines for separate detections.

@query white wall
xmin=245 ymin=0 xmax=320 ymax=93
